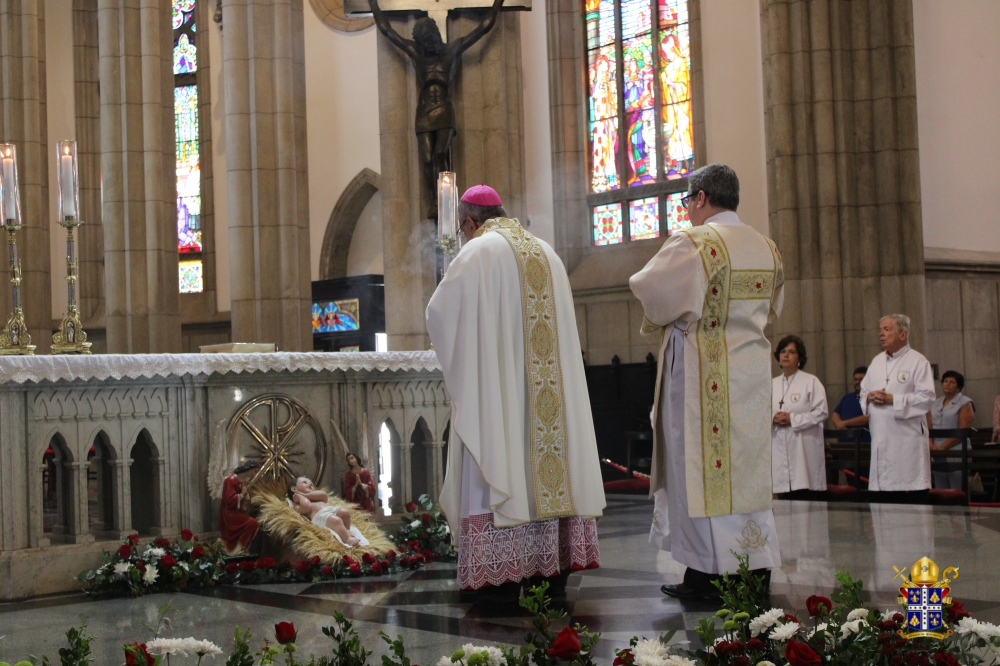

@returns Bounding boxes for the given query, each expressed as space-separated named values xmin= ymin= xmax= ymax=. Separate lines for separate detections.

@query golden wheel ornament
xmin=226 ymin=394 xmax=327 ymax=491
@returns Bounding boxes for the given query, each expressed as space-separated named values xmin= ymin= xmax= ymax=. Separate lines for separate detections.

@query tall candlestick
xmin=57 ymin=140 xmax=78 ymax=219
xmin=436 ymin=171 xmax=458 ymax=278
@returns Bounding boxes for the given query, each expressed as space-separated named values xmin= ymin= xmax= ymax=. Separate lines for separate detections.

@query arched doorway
xmin=87 ymin=432 xmax=116 ymax=533
xmin=130 ymin=431 xmax=159 ymax=535
xmin=319 ymin=168 xmax=381 ymax=280
xmin=410 ymin=418 xmax=432 ymax=501
xmin=42 ymin=434 xmax=73 ymax=535
xmin=377 ymin=418 xmax=401 ymax=514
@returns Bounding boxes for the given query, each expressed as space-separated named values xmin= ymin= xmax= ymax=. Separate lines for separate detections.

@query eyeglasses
xmin=682 ymin=191 xmax=701 ymax=207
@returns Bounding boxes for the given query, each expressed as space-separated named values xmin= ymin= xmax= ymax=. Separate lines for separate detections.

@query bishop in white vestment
xmin=860 ymin=314 xmax=936 ymax=500
xmin=427 ymin=185 xmax=605 ymax=600
xmin=630 ymin=165 xmax=783 ymax=600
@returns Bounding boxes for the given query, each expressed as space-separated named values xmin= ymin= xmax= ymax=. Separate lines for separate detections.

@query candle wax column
xmin=0 ymin=143 xmax=20 ymax=224
xmin=437 ymin=171 xmax=457 ymax=241
xmin=56 ymin=140 xmax=79 ymax=219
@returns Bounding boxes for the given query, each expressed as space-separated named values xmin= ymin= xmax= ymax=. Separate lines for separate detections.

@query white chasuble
xmin=630 ymin=212 xmax=783 ymax=574
xmin=860 ymin=345 xmax=935 ymax=491
xmin=771 ymin=371 xmax=829 ymax=493
xmin=427 ymin=218 xmax=606 ymax=538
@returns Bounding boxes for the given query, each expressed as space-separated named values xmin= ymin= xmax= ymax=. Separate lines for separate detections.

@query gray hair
xmin=879 ymin=314 xmax=911 ymax=333
xmin=458 ymin=200 xmax=507 ymax=225
xmin=687 ymin=164 xmax=740 ymax=211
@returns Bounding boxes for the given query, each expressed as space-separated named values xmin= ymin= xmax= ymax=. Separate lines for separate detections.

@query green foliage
xmin=376 ymin=633 xmax=412 ymax=666
xmin=305 ymin=612 xmax=372 ymax=666
xmin=56 ymin=627 xmax=92 ymax=666
xmin=496 ymin=583 xmax=600 ymax=666
xmin=711 ymin=553 xmax=769 ymax=620
xmin=225 ymin=627 xmax=255 ymax=666
xmin=391 ymin=494 xmax=457 ymax=562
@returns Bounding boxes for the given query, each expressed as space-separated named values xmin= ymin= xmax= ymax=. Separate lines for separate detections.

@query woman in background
xmin=928 ymin=370 xmax=975 ymax=489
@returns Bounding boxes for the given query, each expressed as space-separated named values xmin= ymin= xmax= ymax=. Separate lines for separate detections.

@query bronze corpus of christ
xmin=368 ymin=0 xmax=505 ymax=219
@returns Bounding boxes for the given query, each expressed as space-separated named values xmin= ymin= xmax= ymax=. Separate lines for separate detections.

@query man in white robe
xmin=630 ymin=164 xmax=783 ymax=601
xmin=860 ymin=314 xmax=935 ymax=503
xmin=427 ymin=184 xmax=605 ymax=603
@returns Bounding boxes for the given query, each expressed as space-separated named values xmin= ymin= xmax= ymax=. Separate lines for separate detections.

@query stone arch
xmin=319 ymin=168 xmax=382 ymax=279
xmin=130 ymin=430 xmax=161 ymax=535
xmin=88 ymin=431 xmax=117 ymax=532
xmin=410 ymin=417 xmax=433 ymax=501
xmin=43 ymin=434 xmax=73 ymax=535
xmin=377 ymin=417 xmax=402 ymax=512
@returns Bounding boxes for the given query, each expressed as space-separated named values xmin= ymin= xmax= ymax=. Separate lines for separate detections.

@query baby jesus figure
xmin=288 ymin=476 xmax=369 ymax=548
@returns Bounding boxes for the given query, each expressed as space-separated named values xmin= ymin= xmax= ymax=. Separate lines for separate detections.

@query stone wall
xmin=0 ymin=355 xmax=449 ymax=599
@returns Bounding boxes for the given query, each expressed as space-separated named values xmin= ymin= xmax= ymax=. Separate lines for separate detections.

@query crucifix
xmin=345 ymin=0 xmax=529 ymax=219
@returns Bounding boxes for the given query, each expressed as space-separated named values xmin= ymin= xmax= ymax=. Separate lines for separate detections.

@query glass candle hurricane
xmin=0 ymin=143 xmax=21 ymax=226
xmin=56 ymin=140 xmax=79 ymax=220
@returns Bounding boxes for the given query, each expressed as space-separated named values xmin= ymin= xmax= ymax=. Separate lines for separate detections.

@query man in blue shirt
xmin=832 ymin=366 xmax=870 ymax=440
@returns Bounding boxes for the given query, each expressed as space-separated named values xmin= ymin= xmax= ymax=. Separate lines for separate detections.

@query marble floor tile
xmin=2 ymin=497 xmax=1000 ymax=664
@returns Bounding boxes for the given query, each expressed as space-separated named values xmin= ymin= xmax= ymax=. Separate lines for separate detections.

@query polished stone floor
xmin=3 ymin=496 xmax=1000 ymax=664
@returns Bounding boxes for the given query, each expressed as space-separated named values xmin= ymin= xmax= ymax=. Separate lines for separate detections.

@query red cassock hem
xmin=457 ymin=513 xmax=600 ymax=590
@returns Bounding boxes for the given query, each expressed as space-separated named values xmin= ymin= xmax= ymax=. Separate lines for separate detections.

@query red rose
xmin=124 ymin=643 xmax=154 ymax=666
xmin=421 ymin=513 xmax=431 ymax=525
xmin=343 ymin=555 xmax=356 ymax=566
xmin=180 ymin=529 xmax=194 ymax=541
xmin=732 ymin=658 xmax=750 ymax=666
xmin=612 ymin=649 xmax=632 ymax=666
xmin=747 ymin=638 xmax=764 ymax=652
xmin=381 ymin=560 xmax=392 ymax=573
xmin=547 ymin=627 xmax=581 ymax=660
xmin=362 ymin=552 xmax=376 ymax=565
xmin=310 ymin=556 xmax=321 ymax=566
xmin=154 ymin=537 xmax=170 ymax=548
xmin=714 ymin=641 xmax=734 ymax=657
xmin=295 ymin=560 xmax=311 ymax=574
xmin=784 ymin=613 xmax=800 ymax=623
xmin=420 ymin=548 xmax=434 ymax=563
xmin=386 ymin=550 xmax=397 ymax=560
xmin=257 ymin=557 xmax=277 ymax=570
xmin=891 ymin=657 xmax=903 ymax=666
xmin=240 ymin=560 xmax=256 ymax=572
xmin=160 ymin=554 xmax=176 ymax=567
xmin=274 ymin=621 xmax=297 ymax=645
xmin=785 ymin=639 xmax=821 ymax=666
xmin=373 ymin=563 xmax=384 ymax=576
xmin=407 ymin=540 xmax=420 ymax=551
xmin=191 ymin=545 xmax=205 ymax=559
xmin=934 ymin=652 xmax=960 ymax=666
xmin=349 ymin=562 xmax=361 ymax=574
xmin=893 ymin=613 xmax=905 ymax=623
xmin=405 ymin=502 xmax=417 ymax=512
xmin=127 ymin=534 xmax=140 ymax=546
xmin=321 ymin=565 xmax=333 ymax=576
xmin=135 ymin=561 xmax=146 ymax=573
xmin=226 ymin=563 xmax=239 ymax=574
xmin=946 ymin=601 xmax=970 ymax=622
xmin=118 ymin=544 xmax=132 ymax=559
xmin=806 ymin=595 xmax=833 ymax=616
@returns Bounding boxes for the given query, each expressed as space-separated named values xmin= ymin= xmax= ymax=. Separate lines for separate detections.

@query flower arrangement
xmin=75 ymin=530 xmax=427 ymax=598
xmin=392 ymin=494 xmax=457 ymax=562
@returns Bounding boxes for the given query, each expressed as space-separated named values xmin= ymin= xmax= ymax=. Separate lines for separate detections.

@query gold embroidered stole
xmin=681 ymin=225 xmax=777 ymax=516
xmin=478 ymin=217 xmax=576 ymax=519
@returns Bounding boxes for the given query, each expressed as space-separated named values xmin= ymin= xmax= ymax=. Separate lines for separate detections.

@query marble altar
xmin=0 ymin=352 xmax=449 ymax=599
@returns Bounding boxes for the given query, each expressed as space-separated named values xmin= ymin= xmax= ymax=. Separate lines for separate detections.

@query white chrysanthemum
xmin=633 ymin=638 xmax=670 ymax=666
xmin=143 ymin=566 xmax=158 ymax=586
xmin=147 ymin=547 xmax=165 ymax=558
xmin=436 ymin=657 xmax=453 ymax=666
xmin=113 ymin=562 xmax=131 ymax=575
xmin=460 ymin=644 xmax=505 ymax=666
xmin=840 ymin=619 xmax=866 ymax=639
xmin=662 ymin=656 xmax=696 ymax=666
xmin=769 ymin=622 xmax=799 ymax=642
xmin=971 ymin=620 xmax=1000 ymax=641
xmin=147 ymin=638 xmax=195 ymax=657
xmin=846 ymin=608 xmax=869 ymax=622
xmin=179 ymin=561 xmax=189 ymax=571
xmin=756 ymin=662 xmax=776 ymax=666
xmin=807 ymin=622 xmax=828 ymax=638
xmin=191 ymin=640 xmax=223 ymax=657
xmin=749 ymin=609 xmax=785 ymax=637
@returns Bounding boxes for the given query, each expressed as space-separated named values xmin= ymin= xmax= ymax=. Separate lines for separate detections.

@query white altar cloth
xmin=0 ymin=351 xmax=441 ymax=384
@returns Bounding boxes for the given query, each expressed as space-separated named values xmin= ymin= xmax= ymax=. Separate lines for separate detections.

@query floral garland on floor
xmin=75 ymin=529 xmax=428 ymax=598
xmin=394 ymin=494 xmax=457 ymax=562
xmin=8 ymin=573 xmax=1000 ymax=666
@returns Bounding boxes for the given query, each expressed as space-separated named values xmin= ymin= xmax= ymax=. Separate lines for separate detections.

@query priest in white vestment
xmin=860 ymin=314 xmax=936 ymax=503
xmin=427 ymin=185 xmax=605 ymax=603
xmin=771 ymin=335 xmax=829 ymax=496
xmin=630 ymin=164 xmax=783 ymax=601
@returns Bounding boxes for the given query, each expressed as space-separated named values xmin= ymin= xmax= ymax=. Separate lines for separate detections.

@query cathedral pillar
xmin=760 ymin=0 xmax=925 ymax=401
xmin=376 ymin=13 xmax=527 ymax=351
xmin=0 ymin=0 xmax=52 ymax=348
xmin=98 ymin=0 xmax=181 ymax=352
xmin=427 ymin=440 xmax=445 ymax=500
xmin=221 ymin=0 xmax=312 ymax=351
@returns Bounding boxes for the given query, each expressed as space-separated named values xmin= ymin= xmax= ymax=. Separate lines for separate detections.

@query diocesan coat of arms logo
xmin=894 ymin=556 xmax=960 ymax=639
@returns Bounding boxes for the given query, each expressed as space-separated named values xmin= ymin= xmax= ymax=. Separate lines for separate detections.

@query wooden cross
xmin=344 ymin=0 xmax=530 ymax=41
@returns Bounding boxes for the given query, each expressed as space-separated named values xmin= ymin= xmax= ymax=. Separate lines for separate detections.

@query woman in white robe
xmin=771 ymin=335 xmax=829 ymax=495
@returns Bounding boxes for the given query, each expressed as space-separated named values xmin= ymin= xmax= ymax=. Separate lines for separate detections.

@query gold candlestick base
xmin=51 ymin=306 xmax=91 ymax=354
xmin=0 ymin=307 xmax=35 ymax=355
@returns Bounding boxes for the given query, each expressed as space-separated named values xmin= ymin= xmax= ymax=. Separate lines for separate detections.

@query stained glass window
xmin=179 ymin=260 xmax=204 ymax=293
xmin=666 ymin=190 xmax=691 ymax=233
xmin=585 ymin=0 xmax=694 ymax=245
xmin=593 ymin=203 xmax=623 ymax=246
xmin=629 ymin=197 xmax=659 ymax=241
xmin=174 ymin=0 xmax=202 ymax=292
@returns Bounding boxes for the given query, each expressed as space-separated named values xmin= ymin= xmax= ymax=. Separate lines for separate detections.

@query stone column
xmin=63 ymin=461 xmax=95 ymax=543
xmin=760 ymin=0 xmax=925 ymax=401
xmin=395 ymin=440 xmax=413 ymax=507
xmin=110 ymin=458 xmax=132 ymax=535
xmin=427 ymin=439 xmax=445 ymax=500
xmin=376 ymin=14 xmax=527 ymax=351
xmin=149 ymin=455 xmax=167 ymax=534
xmin=73 ymin=0 xmax=104 ymax=323
xmin=98 ymin=0 xmax=181 ymax=352
xmin=0 ymin=0 xmax=52 ymax=347
xmin=222 ymin=0 xmax=312 ymax=351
